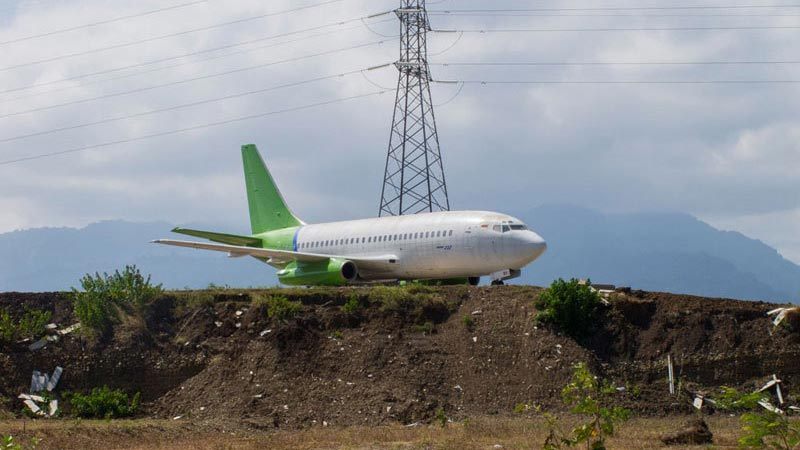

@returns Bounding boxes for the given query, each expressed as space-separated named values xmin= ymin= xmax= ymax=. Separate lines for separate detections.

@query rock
xmin=661 ymin=418 xmax=713 ymax=445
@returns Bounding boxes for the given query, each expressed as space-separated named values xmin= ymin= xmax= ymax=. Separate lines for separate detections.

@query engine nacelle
xmin=277 ymin=258 xmax=358 ymax=286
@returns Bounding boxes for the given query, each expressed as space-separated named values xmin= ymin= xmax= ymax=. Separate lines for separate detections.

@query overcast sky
xmin=0 ymin=0 xmax=798 ymax=263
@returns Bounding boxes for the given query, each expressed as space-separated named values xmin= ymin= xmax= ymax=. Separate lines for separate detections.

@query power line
xmin=434 ymin=79 xmax=800 ymax=84
xmin=433 ymin=25 xmax=800 ymax=33
xmin=0 ymin=66 xmax=391 ymax=143
xmin=0 ymin=90 xmax=389 ymax=166
xmin=0 ymin=39 xmax=394 ymax=119
xmin=427 ymin=12 xmax=800 ymax=17
xmin=0 ymin=0 xmax=209 ymax=46
xmin=0 ymin=16 xmax=396 ymax=99
xmin=429 ymin=5 xmax=800 ymax=13
xmin=0 ymin=0 xmax=364 ymax=73
xmin=432 ymin=60 xmax=800 ymax=66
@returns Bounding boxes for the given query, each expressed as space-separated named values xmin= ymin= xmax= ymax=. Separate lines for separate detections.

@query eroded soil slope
xmin=1 ymin=286 xmax=797 ymax=428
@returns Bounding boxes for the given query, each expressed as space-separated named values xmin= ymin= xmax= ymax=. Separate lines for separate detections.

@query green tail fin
xmin=241 ymin=144 xmax=303 ymax=234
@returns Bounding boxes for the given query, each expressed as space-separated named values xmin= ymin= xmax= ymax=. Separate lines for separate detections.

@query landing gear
xmin=491 ymin=280 xmax=505 ymax=286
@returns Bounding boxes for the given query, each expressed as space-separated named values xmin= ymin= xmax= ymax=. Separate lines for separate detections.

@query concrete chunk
xmin=46 ymin=366 xmax=63 ymax=391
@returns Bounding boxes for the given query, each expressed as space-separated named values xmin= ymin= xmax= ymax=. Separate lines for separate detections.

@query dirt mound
xmin=1 ymin=287 xmax=797 ymax=428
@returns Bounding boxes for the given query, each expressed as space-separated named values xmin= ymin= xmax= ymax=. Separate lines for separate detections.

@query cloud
xmin=0 ymin=0 xmax=797 ymax=262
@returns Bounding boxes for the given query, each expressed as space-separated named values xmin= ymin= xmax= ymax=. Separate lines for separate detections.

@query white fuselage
xmin=293 ymin=211 xmax=546 ymax=281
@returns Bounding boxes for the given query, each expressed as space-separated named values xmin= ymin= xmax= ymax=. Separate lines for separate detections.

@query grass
xmin=0 ymin=415 xmax=751 ymax=450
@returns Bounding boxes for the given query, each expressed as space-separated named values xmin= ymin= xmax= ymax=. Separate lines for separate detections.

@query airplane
xmin=153 ymin=144 xmax=547 ymax=286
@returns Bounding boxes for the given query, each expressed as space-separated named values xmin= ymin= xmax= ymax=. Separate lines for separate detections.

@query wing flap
xmin=152 ymin=239 xmax=397 ymax=267
xmin=172 ymin=227 xmax=261 ymax=247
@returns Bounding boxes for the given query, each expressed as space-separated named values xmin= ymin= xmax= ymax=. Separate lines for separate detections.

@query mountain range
xmin=0 ymin=205 xmax=797 ymax=302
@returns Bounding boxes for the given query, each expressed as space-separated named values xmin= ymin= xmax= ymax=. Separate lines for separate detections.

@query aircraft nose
xmin=524 ymin=231 xmax=547 ymax=258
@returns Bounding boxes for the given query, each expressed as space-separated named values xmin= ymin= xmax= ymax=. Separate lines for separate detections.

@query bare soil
xmin=1 ymin=286 xmax=798 ymax=431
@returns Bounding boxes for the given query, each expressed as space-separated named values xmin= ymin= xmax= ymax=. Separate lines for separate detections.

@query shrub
xmin=717 ymin=387 xmax=800 ymax=449
xmin=535 ymin=279 xmax=602 ymax=340
xmin=560 ymin=362 xmax=630 ymax=450
xmin=0 ymin=307 xmax=52 ymax=343
xmin=66 ymin=386 xmax=140 ymax=419
xmin=261 ymin=295 xmax=303 ymax=322
xmin=434 ymin=407 xmax=447 ymax=427
xmin=371 ymin=286 xmax=417 ymax=313
xmin=71 ymin=265 xmax=162 ymax=333
xmin=341 ymin=293 xmax=367 ymax=314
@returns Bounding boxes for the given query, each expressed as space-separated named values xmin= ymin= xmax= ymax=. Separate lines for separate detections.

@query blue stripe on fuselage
xmin=293 ymin=227 xmax=301 ymax=252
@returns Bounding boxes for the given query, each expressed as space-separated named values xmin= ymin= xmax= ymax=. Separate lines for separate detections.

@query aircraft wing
xmin=152 ymin=239 xmax=396 ymax=268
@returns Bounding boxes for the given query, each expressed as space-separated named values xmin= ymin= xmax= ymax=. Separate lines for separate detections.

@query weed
xmin=65 ymin=386 xmax=140 ymax=419
xmin=1 ymin=435 xmax=40 ymax=450
xmin=258 ymin=295 xmax=303 ymax=322
xmin=535 ymin=279 xmax=602 ymax=340
xmin=513 ymin=403 xmax=531 ymax=414
xmin=559 ymin=362 xmax=630 ymax=450
xmin=717 ymin=386 xmax=800 ymax=449
xmin=371 ymin=286 xmax=418 ymax=313
xmin=461 ymin=314 xmax=475 ymax=331
xmin=342 ymin=293 xmax=367 ymax=314
xmin=331 ymin=330 xmax=343 ymax=340
xmin=434 ymin=407 xmax=447 ymax=427
xmin=413 ymin=321 xmax=435 ymax=334
xmin=0 ymin=307 xmax=52 ymax=343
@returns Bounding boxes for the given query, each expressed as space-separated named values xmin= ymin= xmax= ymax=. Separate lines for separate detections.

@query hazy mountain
xmin=514 ymin=205 xmax=800 ymax=302
xmin=0 ymin=208 xmax=798 ymax=303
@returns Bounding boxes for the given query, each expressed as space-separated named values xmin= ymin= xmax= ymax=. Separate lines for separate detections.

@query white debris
xmin=173 ymin=415 xmax=183 ymax=420
xmin=30 ymin=371 xmax=47 ymax=392
xmin=693 ymin=395 xmax=704 ymax=410
xmin=405 ymin=422 xmax=421 ymax=427
xmin=471 ymin=310 xmax=483 ymax=315
xmin=386 ymin=406 xmax=392 ymax=413
xmin=259 ymin=329 xmax=272 ymax=337
xmin=18 ymin=394 xmax=45 ymax=402
xmin=45 ymin=323 xmax=58 ymax=330
xmin=23 ymin=399 xmax=43 ymax=416
xmin=759 ymin=374 xmax=785 ymax=404
xmin=283 ymin=404 xmax=289 ymax=410
xmin=235 ymin=310 xmax=243 ymax=317
xmin=494 ymin=445 xmax=504 ymax=449
xmin=767 ymin=307 xmax=799 ymax=328
xmin=28 ymin=337 xmax=48 ymax=351
xmin=214 ymin=321 xmax=223 ymax=327
xmin=253 ymin=394 xmax=263 ymax=399
xmin=46 ymin=367 xmax=63 ymax=392
xmin=235 ymin=323 xmax=242 ymax=328
xmin=200 ymin=407 xmax=206 ymax=411
xmin=758 ymin=400 xmax=784 ymax=414
xmin=323 ymin=420 xmax=329 ymax=427
xmin=58 ymin=323 xmax=81 ymax=335
xmin=48 ymin=399 xmax=58 ymax=417
xmin=453 ymin=385 xmax=463 ymax=392
xmin=46 ymin=335 xmax=59 ymax=343
xmin=789 ymin=406 xmax=800 ymax=412
xmin=472 ymin=336 xmax=478 ymax=343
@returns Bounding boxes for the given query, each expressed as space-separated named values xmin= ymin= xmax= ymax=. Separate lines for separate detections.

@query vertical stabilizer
xmin=241 ymin=144 xmax=303 ymax=233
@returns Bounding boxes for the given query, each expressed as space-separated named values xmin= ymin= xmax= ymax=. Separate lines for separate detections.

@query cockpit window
xmin=502 ymin=225 xmax=511 ymax=233
xmin=510 ymin=224 xmax=527 ymax=231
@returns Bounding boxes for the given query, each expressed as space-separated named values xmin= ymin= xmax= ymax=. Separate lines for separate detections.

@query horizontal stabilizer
xmin=171 ymin=227 xmax=261 ymax=247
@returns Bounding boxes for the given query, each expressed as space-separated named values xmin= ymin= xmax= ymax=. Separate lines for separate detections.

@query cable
xmin=0 ymin=0 xmax=370 ymax=73
xmin=0 ymin=66 xmax=391 ymax=143
xmin=434 ymin=79 xmax=800 ymax=84
xmin=428 ymin=31 xmax=464 ymax=57
xmin=432 ymin=60 xmax=800 ymax=66
xmin=433 ymin=81 xmax=464 ymax=107
xmin=433 ymin=25 xmax=800 ymax=33
xmin=427 ymin=12 xmax=800 ymax=17
xmin=0 ymin=16 xmax=396 ymax=99
xmin=0 ymin=91 xmax=389 ymax=166
xmin=0 ymin=0 xmax=208 ymax=46
xmin=0 ymin=39 xmax=394 ymax=119
xmin=429 ymin=5 xmax=800 ymax=13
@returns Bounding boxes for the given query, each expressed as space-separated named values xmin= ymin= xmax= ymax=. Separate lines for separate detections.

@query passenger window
xmin=449 ymin=230 xmax=453 ymax=236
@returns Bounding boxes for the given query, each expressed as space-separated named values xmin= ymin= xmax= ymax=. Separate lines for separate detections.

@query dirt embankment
xmin=0 ymin=286 xmax=797 ymax=428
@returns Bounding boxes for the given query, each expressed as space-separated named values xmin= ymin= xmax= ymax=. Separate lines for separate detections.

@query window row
xmin=299 ymin=229 xmax=455 ymax=250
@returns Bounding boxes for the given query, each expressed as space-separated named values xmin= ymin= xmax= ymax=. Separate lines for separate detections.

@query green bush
xmin=0 ymin=307 xmax=52 ymax=343
xmin=71 ymin=265 xmax=162 ymax=333
xmin=260 ymin=295 xmax=303 ymax=322
xmin=559 ymin=362 xmax=630 ymax=450
xmin=66 ymin=386 xmax=140 ymax=419
xmin=717 ymin=387 xmax=800 ymax=449
xmin=1 ymin=435 xmax=39 ymax=450
xmin=341 ymin=293 xmax=367 ymax=314
xmin=535 ymin=279 xmax=602 ymax=340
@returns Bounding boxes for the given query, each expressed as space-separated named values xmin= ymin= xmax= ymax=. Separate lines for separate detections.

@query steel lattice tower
xmin=378 ymin=0 xmax=449 ymax=217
